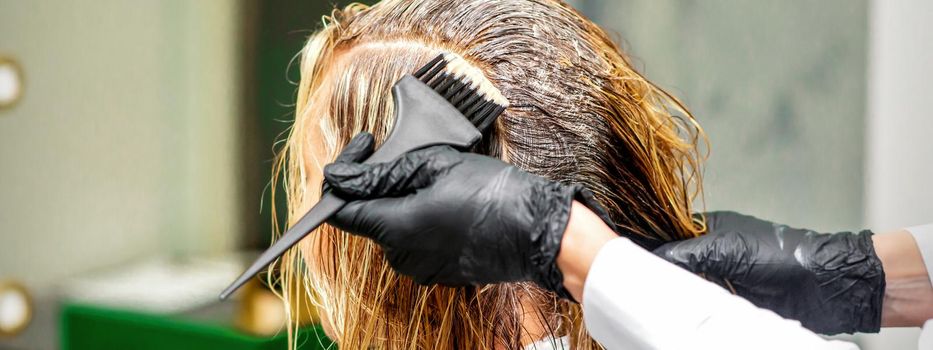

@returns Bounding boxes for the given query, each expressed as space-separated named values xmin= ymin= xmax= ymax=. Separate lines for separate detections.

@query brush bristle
xmin=413 ymin=53 xmax=509 ymax=133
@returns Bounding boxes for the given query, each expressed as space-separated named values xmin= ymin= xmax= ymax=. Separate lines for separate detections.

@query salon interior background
xmin=0 ymin=0 xmax=930 ymax=349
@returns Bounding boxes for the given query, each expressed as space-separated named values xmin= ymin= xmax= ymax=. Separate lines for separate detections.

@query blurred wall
xmin=866 ymin=0 xmax=933 ymax=230
xmin=860 ymin=0 xmax=933 ymax=348
xmin=577 ymin=0 xmax=868 ymax=231
xmin=0 ymin=0 xmax=241 ymax=292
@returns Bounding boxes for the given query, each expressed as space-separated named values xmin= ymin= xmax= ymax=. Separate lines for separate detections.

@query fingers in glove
xmin=653 ymin=231 xmax=750 ymax=279
xmin=327 ymin=194 xmax=410 ymax=240
xmin=652 ymin=241 xmax=693 ymax=267
xmin=653 ymin=237 xmax=716 ymax=274
xmin=324 ymin=145 xmax=462 ymax=199
xmin=334 ymin=132 xmax=376 ymax=164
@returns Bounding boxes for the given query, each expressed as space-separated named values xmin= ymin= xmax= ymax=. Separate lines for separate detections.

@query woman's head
xmin=275 ymin=0 xmax=705 ymax=348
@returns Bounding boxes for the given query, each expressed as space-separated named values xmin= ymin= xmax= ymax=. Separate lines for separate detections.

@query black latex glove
xmin=653 ymin=211 xmax=885 ymax=335
xmin=322 ymin=133 xmax=613 ymax=300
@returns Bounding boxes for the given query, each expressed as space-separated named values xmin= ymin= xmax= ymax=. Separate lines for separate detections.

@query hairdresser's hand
xmin=653 ymin=211 xmax=885 ymax=335
xmin=323 ymin=133 xmax=613 ymax=299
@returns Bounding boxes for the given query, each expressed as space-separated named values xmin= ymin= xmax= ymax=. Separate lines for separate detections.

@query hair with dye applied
xmin=271 ymin=0 xmax=707 ymax=348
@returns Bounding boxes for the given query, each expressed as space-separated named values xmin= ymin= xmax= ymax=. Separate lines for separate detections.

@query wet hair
xmin=273 ymin=0 xmax=706 ymax=348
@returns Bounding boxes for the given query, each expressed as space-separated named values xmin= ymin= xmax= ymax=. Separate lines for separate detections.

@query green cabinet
xmin=61 ymin=303 xmax=333 ymax=350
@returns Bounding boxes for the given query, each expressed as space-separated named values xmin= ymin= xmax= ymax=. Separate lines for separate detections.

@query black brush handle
xmin=220 ymin=76 xmax=482 ymax=299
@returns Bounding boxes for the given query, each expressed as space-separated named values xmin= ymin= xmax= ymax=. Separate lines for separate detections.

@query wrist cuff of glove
xmin=808 ymin=230 xmax=886 ymax=334
xmin=530 ymin=182 xmax=617 ymax=302
xmin=846 ymin=230 xmax=886 ymax=333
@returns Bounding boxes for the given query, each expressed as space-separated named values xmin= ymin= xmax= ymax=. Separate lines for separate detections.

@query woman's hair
xmin=272 ymin=0 xmax=706 ymax=348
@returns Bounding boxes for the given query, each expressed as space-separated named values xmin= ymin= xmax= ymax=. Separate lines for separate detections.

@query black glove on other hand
xmin=654 ymin=211 xmax=885 ymax=335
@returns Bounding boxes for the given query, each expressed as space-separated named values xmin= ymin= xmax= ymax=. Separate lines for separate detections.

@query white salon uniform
xmin=581 ymin=237 xmax=859 ymax=350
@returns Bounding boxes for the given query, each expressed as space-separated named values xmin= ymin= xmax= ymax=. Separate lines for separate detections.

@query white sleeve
xmin=906 ymin=224 xmax=933 ymax=284
xmin=581 ymin=238 xmax=859 ymax=350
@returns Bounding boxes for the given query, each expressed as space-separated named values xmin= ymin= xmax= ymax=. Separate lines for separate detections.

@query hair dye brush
xmin=220 ymin=53 xmax=509 ymax=299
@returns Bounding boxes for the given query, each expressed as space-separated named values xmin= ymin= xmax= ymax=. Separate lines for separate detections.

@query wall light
xmin=0 ymin=56 xmax=24 ymax=110
xmin=0 ymin=281 xmax=32 ymax=337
